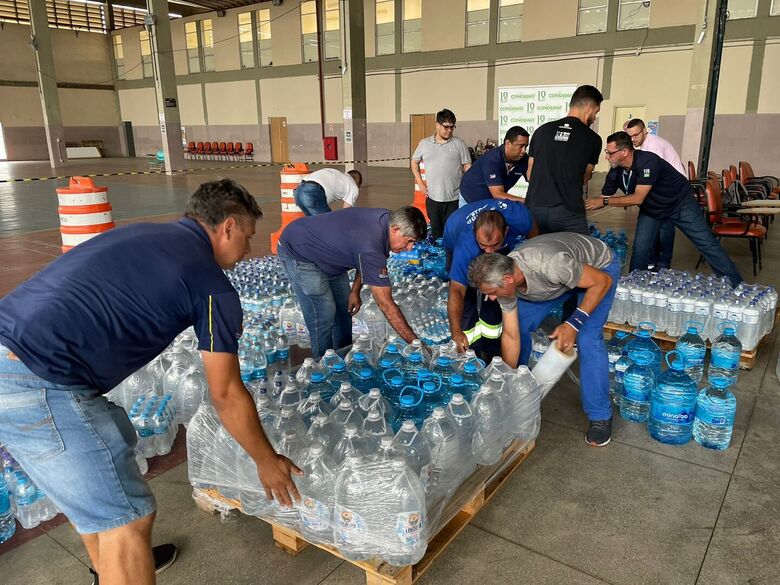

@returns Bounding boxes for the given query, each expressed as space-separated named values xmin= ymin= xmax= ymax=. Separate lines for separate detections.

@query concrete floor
xmin=0 ymin=158 xmax=779 ymax=585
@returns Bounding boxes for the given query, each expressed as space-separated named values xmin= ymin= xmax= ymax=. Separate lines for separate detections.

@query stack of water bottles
xmin=186 ymin=337 xmax=541 ymax=565
xmin=607 ymin=320 xmax=740 ymax=450
xmin=386 ymin=237 xmax=448 ymax=280
xmin=0 ymin=445 xmax=60 ymax=542
xmin=588 ymin=224 xmax=629 ymax=269
xmin=608 ymin=269 xmax=777 ymax=350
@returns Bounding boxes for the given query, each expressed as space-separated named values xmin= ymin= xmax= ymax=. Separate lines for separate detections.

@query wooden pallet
xmin=603 ymin=309 xmax=780 ymax=370
xmin=196 ymin=439 xmax=535 ymax=585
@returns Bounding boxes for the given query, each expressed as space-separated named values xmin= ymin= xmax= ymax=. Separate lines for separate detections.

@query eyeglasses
xmin=439 ymin=123 xmax=456 ymax=130
xmin=604 ymin=148 xmax=624 ymax=156
xmin=626 ymin=129 xmax=645 ymax=139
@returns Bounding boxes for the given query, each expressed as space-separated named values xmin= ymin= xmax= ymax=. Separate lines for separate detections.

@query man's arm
xmin=488 ymin=184 xmax=525 ymax=202
xmin=348 ymin=272 xmax=362 ymax=315
xmin=447 ymin=280 xmax=469 ymax=352
xmin=201 ymin=352 xmax=302 ymax=506
xmin=584 ymin=163 xmax=596 ymax=185
xmin=462 ymin=162 xmax=472 ymax=172
xmin=585 ymin=184 xmax=652 ymax=210
xmin=500 ymin=305 xmax=521 ymax=367
xmin=371 ymin=285 xmax=418 ymax=343
xmin=411 ymin=158 xmax=428 ymax=197
xmin=548 ymin=264 xmax=614 ymax=351
xmin=526 ymin=157 xmax=534 ymax=181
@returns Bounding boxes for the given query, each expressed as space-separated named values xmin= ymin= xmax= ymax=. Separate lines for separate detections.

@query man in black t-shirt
xmin=585 ymin=132 xmax=742 ymax=287
xmin=525 ymin=85 xmax=603 ymax=235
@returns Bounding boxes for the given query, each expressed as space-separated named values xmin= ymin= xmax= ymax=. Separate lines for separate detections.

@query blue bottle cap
xmin=391 ymin=376 xmax=404 ymax=386
xmin=408 ymin=353 xmax=423 ymax=363
xmin=451 ymin=374 xmax=464 ymax=384
xmin=353 ymin=352 xmax=366 ymax=362
xmin=359 ymin=368 xmax=373 ymax=379
xmin=400 ymin=394 xmax=415 ymax=407
xmin=463 ymin=363 xmax=477 ymax=373
xmin=332 ymin=363 xmax=345 ymax=372
xmin=436 ymin=356 xmax=451 ymax=365
xmin=379 ymin=358 xmax=393 ymax=368
xmin=311 ymin=372 xmax=326 ymax=382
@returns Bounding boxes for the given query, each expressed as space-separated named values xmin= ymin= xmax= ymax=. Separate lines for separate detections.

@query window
xmin=498 ymin=0 xmax=523 ymax=43
xmin=727 ymin=0 xmax=758 ymax=19
xmin=772 ymin=0 xmax=780 ymax=16
xmin=403 ymin=0 xmax=421 ymax=53
xmin=577 ymin=0 xmax=608 ymax=34
xmin=618 ymin=0 xmax=650 ymax=30
xmin=257 ymin=8 xmax=272 ymax=66
xmin=185 ymin=21 xmax=200 ymax=73
xmin=238 ymin=12 xmax=254 ymax=68
xmin=301 ymin=1 xmax=318 ymax=62
xmin=139 ymin=29 xmax=153 ymax=78
xmin=376 ymin=0 xmax=395 ymax=55
xmin=201 ymin=19 xmax=215 ymax=72
xmin=466 ymin=0 xmax=490 ymax=47
xmin=324 ymin=0 xmax=340 ymax=59
xmin=112 ymin=34 xmax=125 ymax=79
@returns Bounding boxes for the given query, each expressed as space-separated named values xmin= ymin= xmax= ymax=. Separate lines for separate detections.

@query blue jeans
xmin=278 ymin=247 xmax=352 ymax=359
xmin=515 ymin=256 xmax=621 ymax=421
xmin=630 ymin=196 xmax=742 ymax=287
xmin=650 ymin=221 xmax=676 ymax=268
xmin=294 ymin=181 xmax=332 ymax=216
xmin=0 ymin=345 xmax=155 ymax=534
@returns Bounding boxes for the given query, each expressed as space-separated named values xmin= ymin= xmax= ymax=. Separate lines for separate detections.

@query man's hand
xmin=452 ymin=331 xmax=469 ymax=353
xmin=348 ymin=291 xmax=362 ymax=315
xmin=257 ymin=453 xmax=303 ymax=507
xmin=549 ymin=323 xmax=578 ymax=354
xmin=418 ymin=182 xmax=429 ymax=197
xmin=585 ymin=197 xmax=605 ymax=211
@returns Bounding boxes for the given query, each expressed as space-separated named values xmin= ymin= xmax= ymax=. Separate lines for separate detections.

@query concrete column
xmin=341 ymin=0 xmax=367 ymax=178
xmin=29 ymin=1 xmax=67 ymax=168
xmin=147 ymin=0 xmax=185 ymax=173
xmin=680 ymin=0 xmax=726 ymax=175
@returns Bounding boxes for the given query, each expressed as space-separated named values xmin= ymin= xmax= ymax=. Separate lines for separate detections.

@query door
xmin=410 ymin=113 xmax=436 ymax=154
xmin=269 ymin=116 xmax=289 ymax=163
xmin=613 ymin=106 xmax=646 ymax=133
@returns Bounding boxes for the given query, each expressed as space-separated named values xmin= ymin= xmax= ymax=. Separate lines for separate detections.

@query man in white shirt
xmin=625 ymin=119 xmax=686 ymax=270
xmin=293 ymin=167 xmax=362 ymax=216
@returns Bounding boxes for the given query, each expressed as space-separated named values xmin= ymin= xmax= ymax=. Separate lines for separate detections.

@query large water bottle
xmin=606 ymin=331 xmax=629 ymax=394
xmin=305 ymin=370 xmax=333 ymax=403
xmin=390 ymin=386 xmax=426 ymax=432
xmin=676 ymin=321 xmax=706 ymax=384
xmin=357 ymin=388 xmax=394 ymax=420
xmin=297 ymin=391 xmax=333 ymax=427
xmin=708 ymin=322 xmax=742 ymax=385
xmin=382 ymin=374 xmax=407 ymax=408
xmin=14 ymin=473 xmax=41 ymax=529
xmin=648 ymin=351 xmax=698 ymax=445
xmin=0 ymin=474 xmax=16 ymax=543
xmin=362 ymin=409 xmax=393 ymax=440
xmin=275 ymin=330 xmax=291 ymax=375
xmin=694 ymin=296 xmax=712 ymax=341
xmin=173 ymin=369 xmax=207 ymax=426
xmin=741 ymin=303 xmax=761 ymax=351
xmin=320 ymin=349 xmax=346 ymax=370
xmin=693 ymin=377 xmax=737 ymax=450
xmin=470 ymin=383 xmax=505 ymax=465
xmin=332 ymin=423 xmax=376 ymax=466
xmin=681 ymin=293 xmax=697 ymax=333
xmin=620 ymin=350 xmax=656 ymax=423
xmin=528 ymin=329 xmax=550 ymax=369
xmin=329 ymin=382 xmax=364 ymax=408
xmin=274 ymin=406 xmax=308 ymax=441
xmin=295 ymin=357 xmax=318 ymax=386
xmin=306 ymin=413 xmax=340 ymax=455
xmin=666 ymin=291 xmax=685 ymax=337
xmin=446 ymin=393 xmax=476 ymax=475
xmin=709 ymin=298 xmax=730 ymax=342
xmin=295 ymin=443 xmax=337 ymax=541
xmin=610 ymin=284 xmax=630 ymax=324
xmin=625 ymin=322 xmax=662 ymax=372
xmin=329 ymin=398 xmax=365 ymax=429
xmin=393 ymin=420 xmax=433 ymax=491
xmin=458 ymin=350 xmax=486 ymax=380
xmin=361 ymin=296 xmax=389 ymax=341
xmin=422 ymin=407 xmax=463 ymax=501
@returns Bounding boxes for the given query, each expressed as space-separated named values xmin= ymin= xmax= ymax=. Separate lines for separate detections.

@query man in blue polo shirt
xmin=0 ymin=180 xmax=302 ymax=584
xmin=442 ymin=199 xmax=536 ymax=357
xmin=585 ymin=132 xmax=742 ymax=287
xmin=278 ymin=206 xmax=427 ymax=359
xmin=459 ymin=126 xmax=530 ymax=206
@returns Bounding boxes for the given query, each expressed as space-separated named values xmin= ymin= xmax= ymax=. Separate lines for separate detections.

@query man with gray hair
xmin=278 ymin=206 xmax=427 ymax=358
xmin=468 ymin=233 xmax=620 ymax=446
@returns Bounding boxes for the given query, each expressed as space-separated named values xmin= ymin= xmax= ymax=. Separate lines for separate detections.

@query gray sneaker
xmin=586 ymin=418 xmax=612 ymax=447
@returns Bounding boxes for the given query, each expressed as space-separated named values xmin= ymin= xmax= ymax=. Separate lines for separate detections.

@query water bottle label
xmin=678 ymin=344 xmax=705 ymax=367
xmin=352 ymin=317 xmax=369 ymax=337
xmin=743 ymin=313 xmax=760 ymax=325
xmin=395 ymin=511 xmax=424 ymax=547
xmin=682 ymin=301 xmax=696 ymax=311
xmin=277 ymin=349 xmax=290 ymax=361
xmin=617 ymin=290 xmax=630 ymax=301
xmin=623 ymin=372 xmax=652 ymax=402
xmin=300 ymin=497 xmax=330 ymax=531
xmin=727 ymin=310 xmax=743 ymax=322
xmin=695 ymin=408 xmax=734 ymax=427
xmin=713 ymin=308 xmax=728 ymax=319
xmin=650 ymin=402 xmax=695 ymax=425
xmin=669 ymin=300 xmax=682 ymax=312
xmin=336 ymin=505 xmax=367 ymax=544
xmin=711 ymin=351 xmax=740 ymax=370
xmin=695 ymin=306 xmax=710 ymax=316
xmin=282 ymin=320 xmax=295 ymax=336
xmin=296 ymin=322 xmax=308 ymax=337
xmin=630 ymin=291 xmax=643 ymax=303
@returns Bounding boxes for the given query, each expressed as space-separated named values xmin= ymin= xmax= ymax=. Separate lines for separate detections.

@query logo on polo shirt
xmin=554 ymin=131 xmax=570 ymax=142
xmin=489 ymin=173 xmax=497 ymax=179
xmin=643 ymin=168 xmax=651 ymax=178
xmin=379 ymin=267 xmax=389 ymax=279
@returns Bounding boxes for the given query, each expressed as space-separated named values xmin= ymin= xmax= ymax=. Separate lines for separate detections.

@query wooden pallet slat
xmin=196 ymin=439 xmax=536 ymax=585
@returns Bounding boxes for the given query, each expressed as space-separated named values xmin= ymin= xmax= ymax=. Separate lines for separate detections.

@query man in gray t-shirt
xmin=411 ymin=108 xmax=472 ymax=240
xmin=467 ymin=233 xmax=620 ymax=447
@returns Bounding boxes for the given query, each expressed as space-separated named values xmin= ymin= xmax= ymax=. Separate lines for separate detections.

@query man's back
xmin=525 ymin=116 xmax=602 ymax=213
xmin=0 ymin=219 xmax=240 ymax=391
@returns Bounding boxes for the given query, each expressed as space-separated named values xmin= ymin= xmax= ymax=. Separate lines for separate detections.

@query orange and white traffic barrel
xmin=413 ymin=160 xmax=430 ymax=222
xmin=270 ymin=163 xmax=308 ymax=254
xmin=56 ymin=176 xmax=115 ymax=253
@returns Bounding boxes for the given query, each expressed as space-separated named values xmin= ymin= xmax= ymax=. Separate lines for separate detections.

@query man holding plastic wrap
xmin=443 ymin=199 xmax=537 ymax=360
xmin=467 ymin=233 xmax=619 ymax=446
xmin=0 ymin=179 xmax=300 ymax=585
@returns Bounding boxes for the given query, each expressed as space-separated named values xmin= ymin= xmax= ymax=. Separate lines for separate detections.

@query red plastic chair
xmin=196 ymin=142 xmax=205 ymax=158
xmin=244 ymin=142 xmax=254 ymax=161
xmin=226 ymin=142 xmax=235 ymax=159
xmin=186 ymin=141 xmax=196 ymax=159
xmin=203 ymin=142 xmax=212 ymax=157
xmin=234 ymin=142 xmax=244 ymax=158
xmin=210 ymin=141 xmax=219 ymax=160
xmin=219 ymin=142 xmax=228 ymax=158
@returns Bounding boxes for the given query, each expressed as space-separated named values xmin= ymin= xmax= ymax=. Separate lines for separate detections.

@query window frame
xmin=497 ymin=0 xmax=523 ymax=44
xmin=402 ymin=0 xmax=422 ymax=54
xmin=323 ymin=0 xmax=340 ymax=60
xmin=577 ymin=0 xmax=609 ymax=35
xmin=617 ymin=0 xmax=651 ymax=31
xmin=465 ymin=0 xmax=490 ymax=47
xmin=112 ymin=34 xmax=125 ymax=79
xmin=139 ymin=29 xmax=154 ymax=78
xmin=238 ymin=11 xmax=255 ymax=69
xmin=257 ymin=8 xmax=273 ymax=67
xmin=375 ymin=0 xmax=396 ymax=56
xmin=200 ymin=18 xmax=215 ymax=73
xmin=184 ymin=20 xmax=201 ymax=74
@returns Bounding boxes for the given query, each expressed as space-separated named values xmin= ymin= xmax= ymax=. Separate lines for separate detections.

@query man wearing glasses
xmin=411 ymin=109 xmax=472 ymax=240
xmin=585 ymin=132 xmax=741 ymax=287
xmin=459 ymin=126 xmax=530 ymax=207
xmin=625 ymin=118 xmax=687 ymax=270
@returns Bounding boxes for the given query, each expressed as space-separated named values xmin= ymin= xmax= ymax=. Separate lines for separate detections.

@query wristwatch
xmin=602 ymin=196 xmax=609 ymax=207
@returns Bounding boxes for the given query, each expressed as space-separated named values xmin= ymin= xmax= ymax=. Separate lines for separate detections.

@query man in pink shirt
xmin=625 ymin=119 xmax=686 ymax=270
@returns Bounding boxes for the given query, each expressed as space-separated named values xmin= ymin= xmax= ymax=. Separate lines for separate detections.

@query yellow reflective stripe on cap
xmin=208 ymin=294 xmax=214 ymax=352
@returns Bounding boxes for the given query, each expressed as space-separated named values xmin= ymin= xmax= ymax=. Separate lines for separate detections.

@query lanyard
xmin=622 ymin=169 xmax=633 ymax=192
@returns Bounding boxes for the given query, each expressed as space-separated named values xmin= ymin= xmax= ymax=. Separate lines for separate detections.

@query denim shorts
xmin=0 ymin=345 xmax=156 ymax=534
